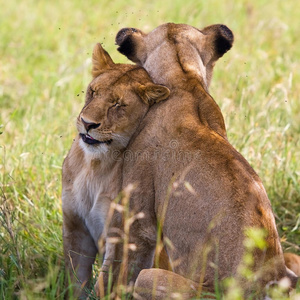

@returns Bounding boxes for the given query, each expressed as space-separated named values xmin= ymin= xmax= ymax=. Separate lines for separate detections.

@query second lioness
xmin=98 ymin=23 xmax=298 ymax=297
xmin=61 ymin=43 xmax=169 ymax=297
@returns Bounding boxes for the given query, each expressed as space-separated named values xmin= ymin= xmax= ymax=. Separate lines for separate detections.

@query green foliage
xmin=223 ymin=228 xmax=299 ymax=300
xmin=0 ymin=0 xmax=299 ymax=299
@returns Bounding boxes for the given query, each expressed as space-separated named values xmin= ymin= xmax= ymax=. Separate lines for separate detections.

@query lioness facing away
xmin=97 ymin=23 xmax=298 ymax=298
xmin=61 ymin=43 xmax=169 ymax=297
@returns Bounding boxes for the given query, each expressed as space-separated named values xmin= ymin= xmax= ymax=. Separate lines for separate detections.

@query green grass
xmin=0 ymin=0 xmax=299 ymax=298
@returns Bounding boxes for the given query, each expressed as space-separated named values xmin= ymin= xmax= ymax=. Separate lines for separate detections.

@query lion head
xmin=115 ymin=23 xmax=233 ymax=139
xmin=77 ymin=43 xmax=170 ymax=158
xmin=115 ymin=23 xmax=233 ymax=90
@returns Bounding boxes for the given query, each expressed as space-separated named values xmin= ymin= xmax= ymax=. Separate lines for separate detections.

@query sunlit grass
xmin=0 ymin=0 xmax=299 ymax=298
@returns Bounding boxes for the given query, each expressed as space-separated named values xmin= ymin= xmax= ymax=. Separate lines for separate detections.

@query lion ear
xmin=137 ymin=84 xmax=170 ymax=106
xmin=92 ymin=43 xmax=115 ymax=78
xmin=201 ymin=24 xmax=234 ymax=60
xmin=115 ymin=28 xmax=146 ymax=64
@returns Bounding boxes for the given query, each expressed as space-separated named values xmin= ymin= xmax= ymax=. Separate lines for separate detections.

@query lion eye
xmin=112 ymin=102 xmax=121 ymax=108
xmin=110 ymin=99 xmax=127 ymax=109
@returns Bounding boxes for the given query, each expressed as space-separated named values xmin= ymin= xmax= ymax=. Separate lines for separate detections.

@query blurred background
xmin=0 ymin=0 xmax=299 ymax=298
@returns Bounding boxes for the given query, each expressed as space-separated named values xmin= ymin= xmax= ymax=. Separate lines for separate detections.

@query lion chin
xmin=78 ymin=134 xmax=112 ymax=159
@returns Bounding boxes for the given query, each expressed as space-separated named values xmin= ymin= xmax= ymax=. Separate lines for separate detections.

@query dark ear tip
xmin=116 ymin=36 xmax=136 ymax=57
xmin=215 ymin=24 xmax=234 ymax=56
xmin=115 ymin=27 xmax=138 ymax=46
xmin=219 ymin=25 xmax=234 ymax=44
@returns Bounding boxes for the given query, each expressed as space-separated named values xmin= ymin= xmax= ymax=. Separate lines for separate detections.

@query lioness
xmin=98 ymin=23 xmax=298 ymax=297
xmin=62 ymin=43 xmax=169 ymax=297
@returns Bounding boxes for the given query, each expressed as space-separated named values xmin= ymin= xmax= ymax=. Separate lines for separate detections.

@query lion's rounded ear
xmin=202 ymin=24 xmax=234 ymax=59
xmin=137 ymin=84 xmax=170 ymax=106
xmin=92 ymin=43 xmax=115 ymax=78
xmin=115 ymin=28 xmax=146 ymax=64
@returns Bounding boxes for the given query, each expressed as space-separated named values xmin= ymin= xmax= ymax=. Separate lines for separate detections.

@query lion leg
xmin=96 ymin=238 xmax=156 ymax=297
xmin=63 ymin=212 xmax=97 ymax=298
xmin=133 ymin=269 xmax=202 ymax=300
xmin=95 ymin=216 xmax=157 ymax=297
xmin=95 ymin=240 xmax=118 ymax=298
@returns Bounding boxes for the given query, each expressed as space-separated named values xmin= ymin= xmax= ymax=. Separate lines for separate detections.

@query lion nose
xmin=81 ymin=117 xmax=101 ymax=132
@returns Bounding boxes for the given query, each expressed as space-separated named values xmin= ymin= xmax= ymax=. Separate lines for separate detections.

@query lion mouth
xmin=80 ymin=133 xmax=112 ymax=145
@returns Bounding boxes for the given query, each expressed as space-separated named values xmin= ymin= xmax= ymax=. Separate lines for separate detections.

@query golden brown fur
xmin=134 ymin=269 xmax=201 ymax=300
xmin=98 ymin=23 xmax=298 ymax=297
xmin=62 ymin=43 xmax=169 ymax=298
xmin=284 ymin=253 xmax=300 ymax=276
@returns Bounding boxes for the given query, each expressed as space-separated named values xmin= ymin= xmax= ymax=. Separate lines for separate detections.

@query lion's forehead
xmin=145 ymin=23 xmax=203 ymax=51
xmin=90 ymin=66 xmax=147 ymax=91
xmin=149 ymin=23 xmax=199 ymax=38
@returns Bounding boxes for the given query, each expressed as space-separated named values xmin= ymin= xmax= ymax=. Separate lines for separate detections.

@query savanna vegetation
xmin=0 ymin=0 xmax=299 ymax=298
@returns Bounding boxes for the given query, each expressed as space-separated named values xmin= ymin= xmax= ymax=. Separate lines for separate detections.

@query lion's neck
xmin=148 ymin=66 xmax=227 ymax=139
xmin=183 ymin=77 xmax=227 ymax=139
xmin=83 ymin=148 xmax=123 ymax=172
xmin=62 ymin=136 xmax=124 ymax=212
xmin=75 ymin=136 xmax=122 ymax=168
